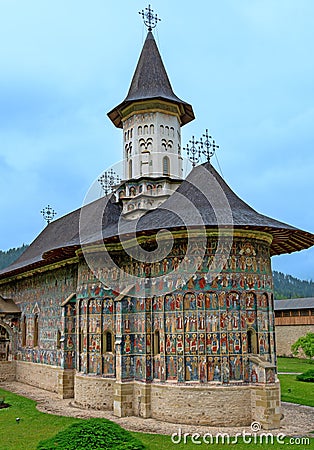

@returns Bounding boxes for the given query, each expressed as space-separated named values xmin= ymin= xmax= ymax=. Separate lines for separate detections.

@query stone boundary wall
xmin=0 ymin=361 xmax=16 ymax=382
xmin=74 ymin=375 xmax=114 ymax=410
xmin=275 ymin=324 xmax=314 ymax=356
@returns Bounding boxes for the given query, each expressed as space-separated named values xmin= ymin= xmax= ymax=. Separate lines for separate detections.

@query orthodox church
xmin=0 ymin=9 xmax=314 ymax=429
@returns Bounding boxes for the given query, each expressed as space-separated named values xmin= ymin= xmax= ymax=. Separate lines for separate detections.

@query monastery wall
xmin=275 ymin=324 xmax=314 ymax=357
xmin=15 ymin=361 xmax=63 ymax=393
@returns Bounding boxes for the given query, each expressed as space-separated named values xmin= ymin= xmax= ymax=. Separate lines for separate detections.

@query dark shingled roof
xmin=1 ymin=162 xmax=313 ymax=280
xmin=108 ymin=31 xmax=194 ymax=128
xmin=274 ymin=298 xmax=314 ymax=310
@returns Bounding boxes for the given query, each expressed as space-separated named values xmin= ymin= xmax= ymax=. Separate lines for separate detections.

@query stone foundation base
xmin=14 ymin=361 xmax=74 ymax=398
xmin=74 ymin=375 xmax=281 ymax=429
xmin=74 ymin=374 xmax=114 ymax=410
xmin=0 ymin=361 xmax=16 ymax=382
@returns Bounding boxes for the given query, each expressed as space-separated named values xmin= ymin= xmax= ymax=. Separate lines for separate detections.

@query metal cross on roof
xmin=41 ymin=205 xmax=56 ymax=225
xmin=198 ymin=129 xmax=220 ymax=162
xmin=139 ymin=4 xmax=161 ymax=31
xmin=183 ymin=136 xmax=202 ymax=167
xmin=98 ymin=169 xmax=121 ymax=196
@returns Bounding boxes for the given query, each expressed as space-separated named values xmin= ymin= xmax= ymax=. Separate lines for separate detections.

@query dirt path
xmin=1 ymin=381 xmax=313 ymax=438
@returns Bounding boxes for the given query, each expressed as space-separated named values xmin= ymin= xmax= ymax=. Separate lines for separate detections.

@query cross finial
xmin=41 ymin=204 xmax=56 ymax=225
xmin=98 ymin=169 xmax=121 ymax=196
xmin=139 ymin=4 xmax=161 ymax=32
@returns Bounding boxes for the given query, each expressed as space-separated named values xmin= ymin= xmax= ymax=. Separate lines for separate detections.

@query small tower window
xmin=150 ymin=124 xmax=154 ymax=134
xmin=163 ymin=156 xmax=170 ymax=176
xmin=129 ymin=160 xmax=132 ymax=178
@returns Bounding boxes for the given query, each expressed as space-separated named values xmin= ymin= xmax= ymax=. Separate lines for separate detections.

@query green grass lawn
xmin=277 ymin=356 xmax=313 ymax=373
xmin=278 ymin=373 xmax=314 ymax=407
xmin=0 ymin=386 xmax=313 ymax=450
xmin=0 ymin=388 xmax=83 ymax=450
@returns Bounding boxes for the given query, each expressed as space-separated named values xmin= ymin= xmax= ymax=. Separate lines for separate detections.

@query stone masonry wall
xmin=275 ymin=324 xmax=314 ymax=356
xmin=0 ymin=361 xmax=16 ymax=382
xmin=74 ymin=375 xmax=114 ymax=410
xmin=15 ymin=361 xmax=63 ymax=394
xmin=150 ymin=383 xmax=253 ymax=426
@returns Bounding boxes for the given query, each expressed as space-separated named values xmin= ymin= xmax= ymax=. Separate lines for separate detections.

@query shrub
xmin=37 ymin=418 xmax=146 ymax=450
xmin=296 ymin=369 xmax=314 ymax=383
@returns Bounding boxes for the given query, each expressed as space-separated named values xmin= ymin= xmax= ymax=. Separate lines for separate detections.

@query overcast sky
xmin=0 ymin=0 xmax=313 ymax=280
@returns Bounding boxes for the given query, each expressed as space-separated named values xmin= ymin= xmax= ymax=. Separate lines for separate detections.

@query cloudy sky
xmin=1 ymin=0 xmax=313 ymax=280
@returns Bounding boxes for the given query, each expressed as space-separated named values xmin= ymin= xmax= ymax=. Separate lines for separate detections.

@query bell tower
xmin=107 ymin=7 xmax=194 ymax=218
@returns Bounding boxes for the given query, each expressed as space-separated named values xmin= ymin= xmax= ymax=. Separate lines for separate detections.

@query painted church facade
xmin=1 ymin=18 xmax=314 ymax=430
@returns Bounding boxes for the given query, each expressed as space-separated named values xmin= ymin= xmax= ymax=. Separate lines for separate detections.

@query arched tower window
xmin=22 ymin=316 xmax=27 ymax=347
xmin=129 ymin=160 xmax=132 ymax=178
xmin=163 ymin=156 xmax=170 ymax=176
xmin=33 ymin=314 xmax=39 ymax=347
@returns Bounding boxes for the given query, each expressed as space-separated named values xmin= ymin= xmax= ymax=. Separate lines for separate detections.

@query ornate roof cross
xmin=98 ymin=169 xmax=121 ymax=196
xmin=198 ymin=129 xmax=220 ymax=162
xmin=139 ymin=4 xmax=161 ymax=31
xmin=41 ymin=205 xmax=56 ymax=225
xmin=183 ymin=136 xmax=201 ymax=167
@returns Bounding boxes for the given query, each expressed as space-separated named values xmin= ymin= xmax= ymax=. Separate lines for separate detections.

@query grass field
xmin=278 ymin=373 xmax=314 ymax=407
xmin=277 ymin=356 xmax=313 ymax=373
xmin=0 ymin=388 xmax=83 ymax=450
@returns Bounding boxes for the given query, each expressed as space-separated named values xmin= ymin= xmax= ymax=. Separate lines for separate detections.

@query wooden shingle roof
xmin=1 ymin=162 xmax=313 ymax=280
xmin=107 ymin=31 xmax=194 ymax=128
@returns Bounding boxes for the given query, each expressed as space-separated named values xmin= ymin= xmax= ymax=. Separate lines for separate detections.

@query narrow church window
xmin=247 ymin=329 xmax=258 ymax=354
xmin=144 ymin=125 xmax=148 ymax=135
xmin=163 ymin=156 xmax=170 ymax=176
xmin=56 ymin=330 xmax=61 ymax=349
xmin=150 ymin=124 xmax=154 ymax=134
xmin=33 ymin=314 xmax=39 ymax=347
xmin=160 ymin=125 xmax=164 ymax=134
xmin=21 ymin=316 xmax=27 ymax=347
xmin=105 ymin=331 xmax=113 ymax=353
xmin=153 ymin=330 xmax=160 ymax=355
xmin=138 ymin=125 xmax=142 ymax=135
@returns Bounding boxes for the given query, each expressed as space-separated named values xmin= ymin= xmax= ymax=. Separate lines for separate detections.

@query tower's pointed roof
xmin=108 ymin=31 xmax=194 ymax=128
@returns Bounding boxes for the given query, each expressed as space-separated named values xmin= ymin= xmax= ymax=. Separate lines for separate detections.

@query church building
xmin=1 ymin=7 xmax=314 ymax=429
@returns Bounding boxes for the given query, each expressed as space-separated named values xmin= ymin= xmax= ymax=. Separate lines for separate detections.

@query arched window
xmin=104 ymin=331 xmax=113 ymax=353
xmin=144 ymin=125 xmax=148 ymax=135
xmin=150 ymin=124 xmax=154 ymax=134
xmin=153 ymin=330 xmax=160 ymax=356
xmin=160 ymin=125 xmax=164 ymax=134
xmin=163 ymin=156 xmax=170 ymax=176
xmin=33 ymin=314 xmax=39 ymax=347
xmin=129 ymin=160 xmax=132 ymax=178
xmin=22 ymin=316 xmax=27 ymax=347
